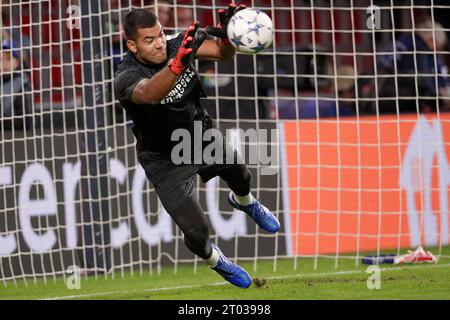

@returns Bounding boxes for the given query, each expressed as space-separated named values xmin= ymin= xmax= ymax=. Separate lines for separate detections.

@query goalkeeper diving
xmin=114 ymin=3 xmax=280 ymax=288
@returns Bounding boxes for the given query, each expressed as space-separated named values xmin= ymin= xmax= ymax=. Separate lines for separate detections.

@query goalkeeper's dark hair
xmin=123 ymin=9 xmax=158 ymax=40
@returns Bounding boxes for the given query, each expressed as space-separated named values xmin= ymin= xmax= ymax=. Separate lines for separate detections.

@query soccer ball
xmin=226 ymin=8 xmax=274 ymax=55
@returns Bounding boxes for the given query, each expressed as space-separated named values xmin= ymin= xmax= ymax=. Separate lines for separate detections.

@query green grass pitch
xmin=2 ymin=246 xmax=450 ymax=300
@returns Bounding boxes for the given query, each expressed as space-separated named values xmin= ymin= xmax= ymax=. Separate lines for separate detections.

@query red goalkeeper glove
xmin=168 ymin=21 xmax=206 ymax=75
xmin=206 ymin=3 xmax=247 ymax=43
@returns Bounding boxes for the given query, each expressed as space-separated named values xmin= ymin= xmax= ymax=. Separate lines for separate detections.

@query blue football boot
xmin=228 ymin=192 xmax=280 ymax=233
xmin=211 ymin=244 xmax=252 ymax=288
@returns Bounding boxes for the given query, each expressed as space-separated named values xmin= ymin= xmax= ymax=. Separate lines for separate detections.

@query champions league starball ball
xmin=226 ymin=8 xmax=274 ymax=55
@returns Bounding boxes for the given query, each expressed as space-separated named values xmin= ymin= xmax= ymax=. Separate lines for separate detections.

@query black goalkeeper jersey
xmin=114 ymin=33 xmax=207 ymax=157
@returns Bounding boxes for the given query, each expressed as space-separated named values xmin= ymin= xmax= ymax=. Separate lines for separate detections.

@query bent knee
xmin=184 ymin=224 xmax=210 ymax=245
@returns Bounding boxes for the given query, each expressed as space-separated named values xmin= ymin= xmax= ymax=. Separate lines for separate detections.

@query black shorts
xmin=137 ymin=139 xmax=245 ymax=213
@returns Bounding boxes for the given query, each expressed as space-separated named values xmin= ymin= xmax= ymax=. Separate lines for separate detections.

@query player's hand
xmin=206 ymin=3 xmax=247 ymax=39
xmin=168 ymin=21 xmax=206 ymax=75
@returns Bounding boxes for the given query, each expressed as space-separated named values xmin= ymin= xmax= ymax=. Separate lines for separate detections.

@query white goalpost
xmin=0 ymin=0 xmax=449 ymax=287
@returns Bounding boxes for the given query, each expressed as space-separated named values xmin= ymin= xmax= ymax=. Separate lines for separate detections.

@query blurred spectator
xmin=275 ymin=89 xmax=335 ymax=119
xmin=155 ymin=0 xmax=173 ymax=29
xmin=1 ymin=0 xmax=31 ymax=67
xmin=275 ymin=60 xmax=359 ymax=119
xmin=174 ymin=5 xmax=193 ymax=32
xmin=1 ymin=39 xmax=32 ymax=130
xmin=335 ymin=65 xmax=357 ymax=117
xmin=201 ymin=55 xmax=272 ymax=120
xmin=377 ymin=19 xmax=450 ymax=114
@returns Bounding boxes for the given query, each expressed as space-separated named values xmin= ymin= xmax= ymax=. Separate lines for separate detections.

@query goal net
xmin=1 ymin=0 xmax=449 ymax=286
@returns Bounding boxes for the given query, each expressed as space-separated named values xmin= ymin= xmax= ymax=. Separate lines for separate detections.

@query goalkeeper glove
xmin=168 ymin=21 xmax=206 ymax=75
xmin=206 ymin=3 xmax=247 ymax=41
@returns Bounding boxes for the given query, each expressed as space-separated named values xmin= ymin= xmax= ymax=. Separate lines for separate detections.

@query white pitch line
xmin=265 ymin=262 xmax=450 ymax=281
xmin=41 ymin=282 xmax=227 ymax=300
xmin=41 ymin=263 xmax=450 ymax=300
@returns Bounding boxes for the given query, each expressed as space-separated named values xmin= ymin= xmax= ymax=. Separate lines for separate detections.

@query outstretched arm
xmin=130 ymin=22 xmax=206 ymax=105
xmin=195 ymin=38 xmax=236 ymax=61
xmin=196 ymin=3 xmax=246 ymax=62
xmin=131 ymin=68 xmax=178 ymax=105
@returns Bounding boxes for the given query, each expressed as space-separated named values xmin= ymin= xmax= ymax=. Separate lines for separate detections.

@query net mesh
xmin=0 ymin=0 xmax=449 ymax=286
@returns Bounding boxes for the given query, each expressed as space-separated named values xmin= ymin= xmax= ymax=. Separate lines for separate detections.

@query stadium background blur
xmin=3 ymin=0 xmax=449 ymax=121
xmin=1 ymin=0 xmax=450 ymax=290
